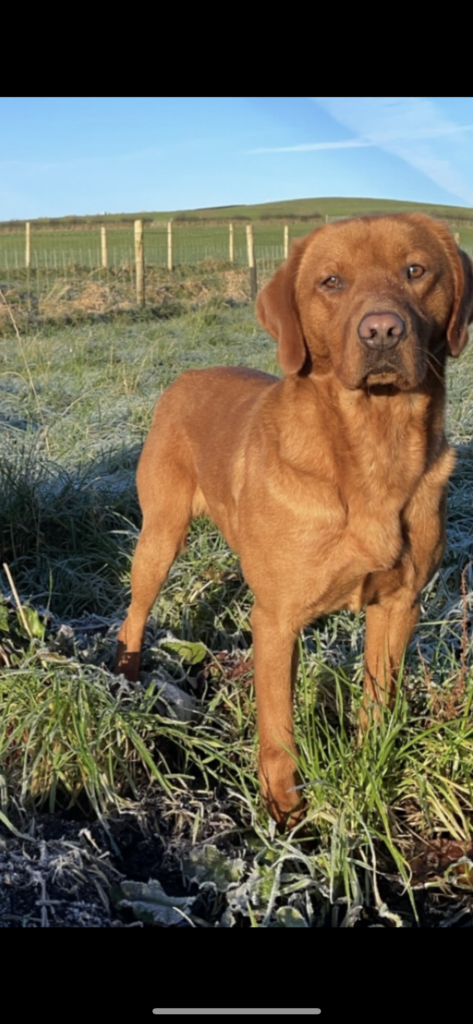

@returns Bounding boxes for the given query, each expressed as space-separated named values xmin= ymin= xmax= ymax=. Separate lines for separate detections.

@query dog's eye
xmin=407 ymin=264 xmax=425 ymax=280
xmin=321 ymin=275 xmax=342 ymax=289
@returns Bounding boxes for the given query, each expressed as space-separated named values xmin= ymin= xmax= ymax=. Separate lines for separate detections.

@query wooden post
xmin=284 ymin=224 xmax=289 ymax=259
xmin=167 ymin=220 xmax=173 ymax=271
xmin=25 ymin=221 xmax=31 ymax=269
xmin=101 ymin=226 xmax=107 ymax=268
xmin=454 ymin=231 xmax=460 ymax=245
xmin=246 ymin=224 xmax=257 ymax=300
xmin=134 ymin=219 xmax=145 ymax=306
xmin=229 ymin=222 xmax=234 ymax=263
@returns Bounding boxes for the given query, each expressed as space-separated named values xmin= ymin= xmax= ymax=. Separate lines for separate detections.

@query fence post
xmin=246 ymin=224 xmax=257 ymax=300
xmin=284 ymin=224 xmax=289 ymax=259
xmin=134 ymin=219 xmax=145 ymax=306
xmin=167 ymin=220 xmax=173 ymax=271
xmin=101 ymin=226 xmax=108 ymax=268
xmin=229 ymin=222 xmax=234 ymax=263
xmin=454 ymin=232 xmax=460 ymax=245
xmin=25 ymin=222 xmax=31 ymax=269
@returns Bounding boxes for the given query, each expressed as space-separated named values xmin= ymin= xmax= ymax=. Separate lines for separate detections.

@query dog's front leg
xmin=361 ymin=467 xmax=450 ymax=727
xmin=251 ymin=602 xmax=304 ymax=829
xmin=361 ymin=593 xmax=420 ymax=727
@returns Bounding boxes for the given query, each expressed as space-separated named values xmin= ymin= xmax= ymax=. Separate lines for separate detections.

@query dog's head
xmin=257 ymin=214 xmax=473 ymax=390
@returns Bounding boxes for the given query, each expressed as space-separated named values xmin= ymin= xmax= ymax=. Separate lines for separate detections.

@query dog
xmin=116 ymin=213 xmax=473 ymax=828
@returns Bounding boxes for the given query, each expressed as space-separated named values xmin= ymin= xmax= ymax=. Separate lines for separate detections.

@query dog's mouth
xmin=345 ymin=369 xmax=407 ymax=394
xmin=361 ymin=363 xmax=414 ymax=392
xmin=364 ymin=382 xmax=400 ymax=396
xmin=362 ymin=368 xmax=401 ymax=391
xmin=364 ymin=369 xmax=399 ymax=384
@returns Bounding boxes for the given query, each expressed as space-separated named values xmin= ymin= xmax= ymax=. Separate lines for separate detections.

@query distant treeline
xmin=2 ymin=203 xmax=473 ymax=233
xmin=0 ymin=213 xmax=328 ymax=233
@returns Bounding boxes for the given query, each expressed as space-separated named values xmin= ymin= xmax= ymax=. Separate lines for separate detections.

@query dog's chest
xmin=306 ymin=494 xmax=405 ymax=614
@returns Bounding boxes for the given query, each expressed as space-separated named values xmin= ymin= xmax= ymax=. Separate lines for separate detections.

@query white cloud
xmin=249 ymin=139 xmax=373 ymax=154
xmin=312 ymin=97 xmax=473 ymax=203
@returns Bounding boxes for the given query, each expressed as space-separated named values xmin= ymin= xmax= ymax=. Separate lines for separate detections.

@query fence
xmin=0 ymin=220 xmax=311 ymax=273
xmin=0 ymin=220 xmax=319 ymax=327
xmin=1 ymin=218 xmax=468 ymax=326
xmin=0 ymin=220 xmax=317 ymax=323
xmin=1 ymin=217 xmax=468 ymax=275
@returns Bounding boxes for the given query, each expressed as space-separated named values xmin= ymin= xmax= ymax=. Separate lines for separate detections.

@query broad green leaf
xmin=118 ymin=879 xmax=194 ymax=926
xmin=161 ymin=638 xmax=207 ymax=665
xmin=275 ymin=906 xmax=308 ymax=927
xmin=181 ymin=844 xmax=244 ymax=891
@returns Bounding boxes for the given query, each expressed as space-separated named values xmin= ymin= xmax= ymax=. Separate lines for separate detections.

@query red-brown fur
xmin=116 ymin=214 xmax=473 ymax=828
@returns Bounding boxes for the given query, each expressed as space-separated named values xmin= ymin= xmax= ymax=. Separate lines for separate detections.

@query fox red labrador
xmin=116 ymin=214 xmax=473 ymax=828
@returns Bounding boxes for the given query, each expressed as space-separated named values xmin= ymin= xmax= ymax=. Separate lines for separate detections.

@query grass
xmin=0 ymin=247 xmax=472 ymax=926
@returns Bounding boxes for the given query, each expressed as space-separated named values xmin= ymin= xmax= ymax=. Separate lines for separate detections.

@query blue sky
xmin=1 ymin=97 xmax=473 ymax=220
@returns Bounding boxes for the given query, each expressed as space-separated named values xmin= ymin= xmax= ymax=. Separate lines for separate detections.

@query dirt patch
xmin=2 ymin=791 xmax=473 ymax=928
xmin=0 ymin=788 xmax=250 ymax=928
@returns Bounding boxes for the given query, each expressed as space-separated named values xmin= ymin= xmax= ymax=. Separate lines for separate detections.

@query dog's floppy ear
xmin=256 ymin=237 xmax=308 ymax=374
xmin=447 ymin=245 xmax=473 ymax=357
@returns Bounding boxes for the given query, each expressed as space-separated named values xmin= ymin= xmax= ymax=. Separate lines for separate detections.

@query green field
xmin=0 ymin=224 xmax=298 ymax=271
xmin=0 ymin=198 xmax=472 ymax=927
xmin=2 ymin=195 xmax=473 ymax=272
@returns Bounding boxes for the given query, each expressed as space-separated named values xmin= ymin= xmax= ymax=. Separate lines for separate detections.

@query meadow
xmin=0 ymin=203 xmax=472 ymax=927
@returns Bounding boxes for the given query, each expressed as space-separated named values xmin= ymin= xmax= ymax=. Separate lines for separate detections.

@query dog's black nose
xmin=358 ymin=311 xmax=406 ymax=350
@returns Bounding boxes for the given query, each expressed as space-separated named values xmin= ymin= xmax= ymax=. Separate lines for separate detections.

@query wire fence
xmin=0 ymin=222 xmax=313 ymax=271
xmin=0 ymin=221 xmax=317 ymax=327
